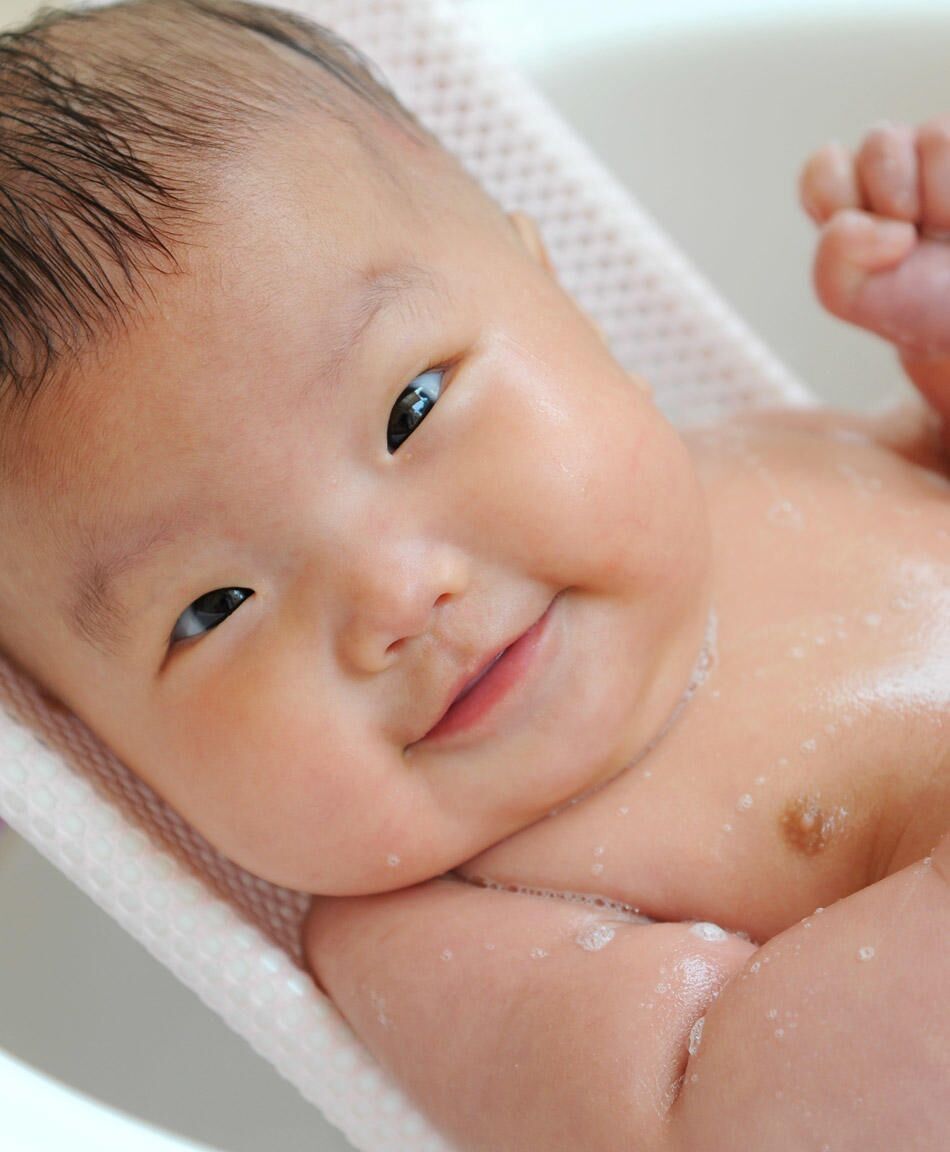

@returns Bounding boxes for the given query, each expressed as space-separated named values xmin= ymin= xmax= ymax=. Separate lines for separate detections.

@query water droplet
xmin=591 ymin=862 xmax=604 ymax=876
xmin=774 ymin=1028 xmax=785 ymax=1039
xmin=575 ymin=923 xmax=617 ymax=952
xmin=483 ymin=942 xmax=496 ymax=951
xmin=789 ymin=646 xmax=806 ymax=659
xmin=690 ymin=921 xmax=727 ymax=942
xmin=722 ymin=823 xmax=733 ymax=833
xmin=768 ymin=499 xmax=802 ymax=528
xmin=767 ymin=1007 xmax=778 ymax=1020
xmin=530 ymin=947 xmax=549 ymax=960
xmin=829 ymin=428 xmax=870 ymax=444
xmin=755 ymin=775 xmax=767 ymax=786
xmin=737 ymin=793 xmax=753 ymax=811
xmin=801 ymin=738 xmax=817 ymax=753
xmin=688 ymin=1016 xmax=705 ymax=1055
xmin=858 ymin=945 xmax=875 ymax=961
xmin=750 ymin=961 xmax=761 ymax=974
xmin=643 ymin=770 xmax=653 ymax=779
xmin=386 ymin=853 xmax=401 ymax=867
xmin=594 ymin=845 xmax=605 ymax=857
xmin=617 ymin=806 xmax=630 ymax=816
xmin=441 ymin=948 xmax=454 ymax=961
xmin=370 ymin=990 xmax=393 ymax=1030
xmin=689 ymin=1072 xmax=699 ymax=1083
xmin=863 ymin=613 xmax=881 ymax=628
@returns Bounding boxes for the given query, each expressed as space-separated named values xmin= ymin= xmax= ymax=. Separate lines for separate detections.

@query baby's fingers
xmin=856 ymin=122 xmax=920 ymax=221
xmin=799 ymin=142 xmax=861 ymax=224
xmin=812 ymin=208 xmax=917 ymax=318
xmin=918 ymin=118 xmax=950 ymax=234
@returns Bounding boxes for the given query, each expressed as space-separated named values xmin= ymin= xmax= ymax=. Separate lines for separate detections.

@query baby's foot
xmin=800 ymin=119 xmax=950 ymax=428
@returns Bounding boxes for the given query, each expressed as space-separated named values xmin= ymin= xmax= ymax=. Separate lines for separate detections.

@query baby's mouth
xmin=418 ymin=644 xmax=511 ymax=743
xmin=412 ymin=596 xmax=560 ymax=747
xmin=452 ymin=649 xmax=509 ymax=704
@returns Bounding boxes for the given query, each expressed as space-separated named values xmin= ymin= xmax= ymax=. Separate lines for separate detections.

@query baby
xmin=0 ymin=1 xmax=946 ymax=1149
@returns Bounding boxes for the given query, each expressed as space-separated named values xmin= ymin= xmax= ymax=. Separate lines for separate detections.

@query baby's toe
xmin=799 ymin=142 xmax=861 ymax=224
xmin=918 ymin=118 xmax=950 ymax=235
xmin=856 ymin=122 xmax=920 ymax=222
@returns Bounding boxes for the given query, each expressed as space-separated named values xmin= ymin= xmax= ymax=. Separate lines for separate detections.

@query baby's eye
xmin=170 ymin=587 xmax=253 ymax=647
xmin=387 ymin=367 xmax=445 ymax=453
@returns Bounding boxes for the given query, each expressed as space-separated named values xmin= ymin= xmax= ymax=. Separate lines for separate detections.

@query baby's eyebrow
xmin=64 ymin=261 xmax=445 ymax=660
xmin=65 ymin=506 xmax=204 ymax=660
xmin=317 ymin=262 xmax=443 ymax=393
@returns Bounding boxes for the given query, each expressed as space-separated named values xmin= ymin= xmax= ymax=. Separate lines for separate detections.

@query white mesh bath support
xmin=0 ymin=1 xmax=815 ymax=1149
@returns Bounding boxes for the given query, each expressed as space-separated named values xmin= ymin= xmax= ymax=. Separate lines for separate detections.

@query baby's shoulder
xmin=684 ymin=398 xmax=948 ymax=477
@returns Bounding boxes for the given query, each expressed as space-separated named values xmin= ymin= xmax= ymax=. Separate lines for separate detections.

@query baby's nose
xmin=336 ymin=537 xmax=469 ymax=674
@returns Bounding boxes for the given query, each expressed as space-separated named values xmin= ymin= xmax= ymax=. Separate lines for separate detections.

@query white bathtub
xmin=2 ymin=1 xmax=949 ymax=1149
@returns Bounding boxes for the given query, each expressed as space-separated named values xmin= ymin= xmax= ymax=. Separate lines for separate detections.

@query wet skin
xmin=0 ymin=105 xmax=946 ymax=1152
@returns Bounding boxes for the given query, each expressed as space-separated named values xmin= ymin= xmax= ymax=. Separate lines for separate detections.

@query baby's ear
xmin=507 ymin=211 xmax=557 ymax=278
xmin=507 ymin=208 xmax=650 ymax=401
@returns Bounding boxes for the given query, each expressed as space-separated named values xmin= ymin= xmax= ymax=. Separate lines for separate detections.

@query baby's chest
xmin=458 ymin=433 xmax=949 ymax=942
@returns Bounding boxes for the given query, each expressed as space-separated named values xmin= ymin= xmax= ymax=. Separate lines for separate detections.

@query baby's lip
xmin=421 ymin=644 xmax=512 ymax=742
xmin=446 ymin=647 xmax=509 ymax=711
xmin=413 ymin=607 xmax=549 ymax=745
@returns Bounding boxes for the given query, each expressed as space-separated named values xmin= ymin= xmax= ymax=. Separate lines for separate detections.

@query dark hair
xmin=0 ymin=0 xmax=428 ymax=419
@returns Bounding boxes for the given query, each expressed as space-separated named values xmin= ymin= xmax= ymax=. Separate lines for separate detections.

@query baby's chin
xmin=530 ymin=585 xmax=715 ymax=810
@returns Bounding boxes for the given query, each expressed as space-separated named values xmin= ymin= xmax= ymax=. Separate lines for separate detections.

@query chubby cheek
xmin=502 ymin=363 xmax=702 ymax=598
xmin=148 ymin=669 xmax=421 ymax=893
xmin=612 ymin=418 xmax=709 ymax=593
xmin=457 ymin=357 xmax=633 ymax=574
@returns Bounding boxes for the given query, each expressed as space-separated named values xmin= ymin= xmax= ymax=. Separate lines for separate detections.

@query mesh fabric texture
xmin=0 ymin=1 xmax=813 ymax=1148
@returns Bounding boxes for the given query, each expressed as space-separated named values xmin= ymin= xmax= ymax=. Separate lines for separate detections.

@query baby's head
xmin=0 ymin=0 xmax=712 ymax=895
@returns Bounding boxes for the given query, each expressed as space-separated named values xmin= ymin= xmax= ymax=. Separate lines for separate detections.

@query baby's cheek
xmin=591 ymin=429 xmax=707 ymax=595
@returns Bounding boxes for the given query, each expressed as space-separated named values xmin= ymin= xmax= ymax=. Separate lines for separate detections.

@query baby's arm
xmin=305 ymin=880 xmax=752 ymax=1152
xmin=672 ymin=831 xmax=949 ymax=1151
xmin=304 ymin=837 xmax=948 ymax=1152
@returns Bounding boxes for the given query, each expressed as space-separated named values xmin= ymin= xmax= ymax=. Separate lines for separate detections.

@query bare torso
xmin=456 ymin=413 xmax=949 ymax=942
xmin=304 ymin=410 xmax=949 ymax=1152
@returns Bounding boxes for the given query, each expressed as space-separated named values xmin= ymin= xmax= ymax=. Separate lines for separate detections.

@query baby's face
xmin=0 ymin=114 xmax=711 ymax=894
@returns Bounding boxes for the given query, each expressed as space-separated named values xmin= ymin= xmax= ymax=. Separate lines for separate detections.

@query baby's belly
xmin=458 ymin=423 xmax=949 ymax=943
